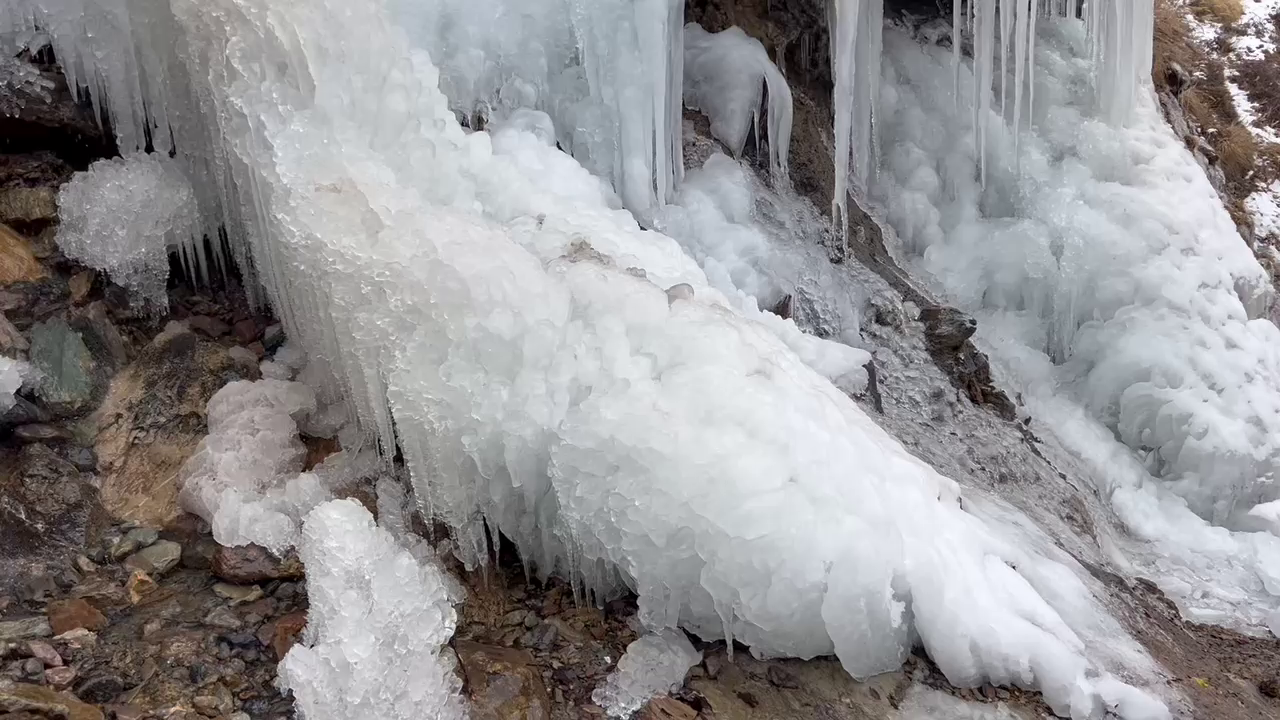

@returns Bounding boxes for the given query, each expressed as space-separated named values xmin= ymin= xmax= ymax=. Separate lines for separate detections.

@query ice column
xmin=828 ymin=0 xmax=884 ymax=249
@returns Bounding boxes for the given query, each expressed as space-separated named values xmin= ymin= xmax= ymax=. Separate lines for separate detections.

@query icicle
xmin=953 ymin=0 xmax=963 ymax=110
xmin=828 ymin=0 xmax=883 ymax=250
xmin=1027 ymin=0 xmax=1038 ymax=130
xmin=999 ymin=0 xmax=1012 ymax=120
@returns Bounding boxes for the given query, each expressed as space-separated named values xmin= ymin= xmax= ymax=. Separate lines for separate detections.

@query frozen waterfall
xmin=2 ymin=0 xmax=1253 ymax=718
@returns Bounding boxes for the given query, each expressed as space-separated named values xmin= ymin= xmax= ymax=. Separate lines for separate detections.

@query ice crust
xmin=56 ymin=153 xmax=200 ymax=310
xmin=683 ymin=23 xmax=792 ymax=187
xmin=591 ymin=630 xmax=701 ymax=718
xmin=11 ymin=0 xmax=1190 ymax=716
xmin=278 ymin=499 xmax=467 ymax=720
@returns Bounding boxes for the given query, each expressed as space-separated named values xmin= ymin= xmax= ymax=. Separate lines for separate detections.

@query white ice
xmin=871 ymin=17 xmax=1280 ymax=629
xmin=55 ymin=153 xmax=200 ymax=310
xmin=683 ymin=23 xmax=792 ymax=186
xmin=22 ymin=0 xmax=1185 ymax=716
xmin=278 ymin=499 xmax=467 ymax=720
xmin=0 ymin=356 xmax=33 ymax=414
xmin=592 ymin=630 xmax=701 ymax=718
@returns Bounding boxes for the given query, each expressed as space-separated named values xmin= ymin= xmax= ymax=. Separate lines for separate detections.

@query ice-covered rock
xmin=0 ymin=356 xmax=32 ymax=413
xmin=55 ymin=153 xmax=200 ymax=310
xmin=278 ymin=499 xmax=467 ymax=720
xmin=592 ymin=630 xmax=701 ymax=718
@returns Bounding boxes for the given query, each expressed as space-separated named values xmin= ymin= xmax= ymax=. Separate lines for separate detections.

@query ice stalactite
xmin=827 ymin=0 xmax=884 ymax=251
xmin=683 ymin=23 xmax=793 ymax=189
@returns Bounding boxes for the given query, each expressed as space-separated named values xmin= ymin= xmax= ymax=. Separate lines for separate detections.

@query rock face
xmin=0 ymin=444 xmax=104 ymax=589
xmin=92 ymin=323 xmax=248 ymax=527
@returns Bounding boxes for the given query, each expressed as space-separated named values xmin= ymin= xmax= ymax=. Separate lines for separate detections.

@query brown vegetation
xmin=1190 ymin=0 xmax=1244 ymax=27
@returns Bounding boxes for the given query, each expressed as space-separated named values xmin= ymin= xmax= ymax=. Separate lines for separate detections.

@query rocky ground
xmin=3 ymin=8 xmax=1280 ymax=720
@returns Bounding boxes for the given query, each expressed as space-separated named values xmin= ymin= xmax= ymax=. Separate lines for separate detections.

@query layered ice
xmin=872 ymin=18 xmax=1280 ymax=626
xmin=683 ymin=23 xmax=792 ymax=187
xmin=278 ymin=499 xmax=467 ymax=720
xmin=592 ymin=630 xmax=701 ymax=718
xmin=55 ymin=153 xmax=200 ymax=309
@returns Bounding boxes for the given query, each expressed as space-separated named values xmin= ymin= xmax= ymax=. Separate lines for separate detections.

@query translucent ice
xmin=683 ymin=23 xmax=792 ymax=187
xmin=56 ymin=153 xmax=200 ymax=310
xmin=278 ymin=499 xmax=467 ymax=720
xmin=591 ymin=630 xmax=701 ymax=718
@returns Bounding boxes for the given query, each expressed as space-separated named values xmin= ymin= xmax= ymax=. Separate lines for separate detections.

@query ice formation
xmin=0 ymin=42 xmax=52 ymax=117
xmin=591 ymin=630 xmax=701 ymax=718
xmin=178 ymin=377 xmax=380 ymax=555
xmin=0 ymin=356 xmax=31 ymax=414
xmin=55 ymin=153 xmax=202 ymax=309
xmin=872 ymin=18 xmax=1280 ymax=625
xmin=278 ymin=499 xmax=467 ymax=720
xmin=683 ymin=23 xmax=792 ymax=187
xmin=6 ymin=0 xmax=1208 ymax=716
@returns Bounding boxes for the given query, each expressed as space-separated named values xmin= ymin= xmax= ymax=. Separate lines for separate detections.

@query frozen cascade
xmin=683 ymin=23 xmax=793 ymax=188
xmin=872 ymin=19 xmax=1280 ymax=628
xmin=55 ymin=153 xmax=201 ymax=310
xmin=11 ymin=0 xmax=1203 ymax=716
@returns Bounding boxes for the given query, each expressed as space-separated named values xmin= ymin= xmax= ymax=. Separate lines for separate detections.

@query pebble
xmin=203 ymin=606 xmax=242 ymax=631
xmin=141 ymin=618 xmax=163 ymax=638
xmin=188 ymin=315 xmax=230 ymax=338
xmin=501 ymin=609 xmax=529 ymax=627
xmin=44 ymin=665 xmax=75 ymax=689
xmin=212 ymin=583 xmax=265 ymax=605
xmin=125 ymin=570 xmax=158 ymax=604
xmin=123 ymin=540 xmax=183 ymax=576
xmin=21 ymin=657 xmax=43 ymax=681
xmin=26 ymin=640 xmax=61 ymax=667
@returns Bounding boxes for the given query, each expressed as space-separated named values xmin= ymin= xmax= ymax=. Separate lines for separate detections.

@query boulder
xmin=455 ymin=640 xmax=552 ymax=720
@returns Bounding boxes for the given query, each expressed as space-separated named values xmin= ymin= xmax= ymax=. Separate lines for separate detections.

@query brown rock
xmin=246 ymin=341 xmax=266 ymax=359
xmin=92 ymin=324 xmax=249 ymax=527
xmin=46 ymin=599 xmax=107 ymax=635
xmin=455 ymin=640 xmax=551 ymax=720
xmin=0 ymin=189 xmax=57 ymax=227
xmin=0 ymin=679 xmax=103 ymax=720
xmin=68 ymin=271 xmax=95 ymax=306
xmin=271 ymin=611 xmax=307 ymax=661
xmin=0 ymin=224 xmax=45 ymax=286
xmin=639 ymin=697 xmax=698 ymax=720
xmin=231 ymin=319 xmax=258 ymax=344
xmin=211 ymin=544 xmax=304 ymax=585
xmin=124 ymin=571 xmax=157 ymax=605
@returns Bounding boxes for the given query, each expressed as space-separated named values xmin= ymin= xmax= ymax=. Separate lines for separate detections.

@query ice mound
xmin=56 ymin=153 xmax=200 ymax=310
xmin=178 ymin=378 xmax=379 ymax=554
xmin=592 ymin=630 xmax=701 ymax=718
xmin=278 ymin=499 xmax=467 ymax=720
xmin=683 ymin=23 xmax=792 ymax=186
xmin=872 ymin=20 xmax=1280 ymax=529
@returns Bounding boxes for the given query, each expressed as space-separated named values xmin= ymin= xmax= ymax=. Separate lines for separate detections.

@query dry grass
xmin=1190 ymin=0 xmax=1244 ymax=26
xmin=1216 ymin=123 xmax=1259 ymax=179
